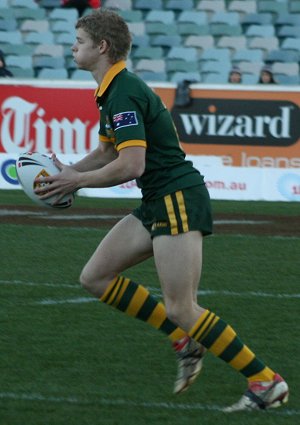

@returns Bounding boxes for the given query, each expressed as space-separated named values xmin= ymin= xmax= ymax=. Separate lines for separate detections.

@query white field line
xmin=0 ymin=391 xmax=298 ymax=416
xmin=1 ymin=280 xmax=300 ymax=304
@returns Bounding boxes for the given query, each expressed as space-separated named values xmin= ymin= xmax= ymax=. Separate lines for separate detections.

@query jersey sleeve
xmin=107 ymin=96 xmax=147 ymax=152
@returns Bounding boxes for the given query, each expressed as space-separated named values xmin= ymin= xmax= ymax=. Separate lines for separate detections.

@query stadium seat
xmin=228 ymin=1 xmax=257 ymax=15
xmin=275 ymin=74 xmax=299 ymax=84
xmin=246 ymin=25 xmax=275 ymax=37
xmin=217 ymin=36 xmax=247 ymax=51
xmin=9 ymin=67 xmax=34 ymax=78
xmin=210 ymin=12 xmax=240 ymax=26
xmin=118 ymin=10 xmax=143 ymax=22
xmin=104 ymin=0 xmax=132 ymax=10
xmin=241 ymin=13 xmax=273 ymax=28
xmin=135 ymin=70 xmax=167 ymax=82
xmin=0 ymin=0 xmax=9 ymax=7
xmin=39 ymin=0 xmax=61 ymax=8
xmin=201 ymin=60 xmax=231 ymax=74
xmin=145 ymin=11 xmax=175 ymax=25
xmin=200 ymin=48 xmax=231 ymax=63
xmin=48 ymin=8 xmax=79 ymax=22
xmin=242 ymin=73 xmax=259 ymax=84
xmin=151 ymin=35 xmax=182 ymax=48
xmin=277 ymin=25 xmax=300 ymax=39
xmin=33 ymin=56 xmax=66 ymax=69
xmin=11 ymin=0 xmax=38 ymax=8
xmin=290 ymin=1 xmax=300 ymax=13
xmin=0 ymin=17 xmax=17 ymax=31
xmin=238 ymin=61 xmax=263 ymax=75
xmin=131 ymin=34 xmax=150 ymax=48
xmin=38 ymin=68 xmax=68 ymax=79
xmin=0 ymin=30 xmax=22 ymax=45
xmin=0 ymin=8 xmax=14 ymax=19
xmin=132 ymin=46 xmax=164 ymax=60
xmin=197 ymin=0 xmax=225 ymax=14
xmin=133 ymin=0 xmax=162 ymax=11
xmin=146 ymin=22 xmax=177 ymax=36
xmin=12 ymin=7 xmax=46 ymax=22
xmin=281 ymin=37 xmax=300 ymax=52
xmin=20 ymin=20 xmax=49 ymax=33
xmin=127 ymin=22 xmax=145 ymax=36
xmin=272 ymin=62 xmax=299 ymax=76
xmin=70 ymin=69 xmax=93 ymax=80
xmin=275 ymin=13 xmax=300 ymax=28
xmin=266 ymin=49 xmax=299 ymax=63
xmin=167 ymin=47 xmax=198 ymax=62
xmin=0 ymin=43 xmax=34 ymax=56
xmin=170 ymin=71 xmax=201 ymax=84
xmin=185 ymin=35 xmax=215 ymax=51
xmin=51 ymin=20 xmax=75 ymax=34
xmin=232 ymin=49 xmax=264 ymax=63
xmin=258 ymin=1 xmax=288 ymax=17
xmin=177 ymin=11 xmax=209 ymax=36
xmin=24 ymin=31 xmax=55 ymax=45
xmin=6 ymin=54 xmax=32 ymax=69
xmin=210 ymin=24 xmax=242 ymax=37
xmin=34 ymin=45 xmax=64 ymax=58
xmin=202 ymin=72 xmax=228 ymax=84
xmin=135 ymin=58 xmax=166 ymax=73
xmin=248 ymin=37 xmax=279 ymax=53
xmin=165 ymin=0 xmax=194 ymax=12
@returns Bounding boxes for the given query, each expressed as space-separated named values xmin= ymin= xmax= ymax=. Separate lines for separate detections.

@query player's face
xmin=72 ymin=28 xmax=100 ymax=71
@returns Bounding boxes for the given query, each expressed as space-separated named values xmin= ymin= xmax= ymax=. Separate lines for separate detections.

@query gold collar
xmin=94 ymin=61 xmax=126 ymax=99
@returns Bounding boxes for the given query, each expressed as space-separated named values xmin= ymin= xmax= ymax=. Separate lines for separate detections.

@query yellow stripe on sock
xmin=125 ymin=285 xmax=149 ymax=317
xmin=208 ymin=325 xmax=237 ymax=356
xmin=200 ymin=315 xmax=220 ymax=341
xmin=176 ymin=191 xmax=189 ymax=232
xmin=169 ymin=327 xmax=187 ymax=342
xmin=188 ymin=309 xmax=211 ymax=340
xmin=113 ymin=278 xmax=131 ymax=307
xmin=248 ymin=367 xmax=276 ymax=383
xmin=100 ymin=276 xmax=120 ymax=304
xmin=146 ymin=303 xmax=167 ymax=329
xmin=164 ymin=194 xmax=178 ymax=235
xmin=229 ymin=346 xmax=256 ymax=371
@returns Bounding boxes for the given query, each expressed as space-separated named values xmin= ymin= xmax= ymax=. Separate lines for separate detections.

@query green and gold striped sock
xmin=189 ymin=309 xmax=275 ymax=382
xmin=100 ymin=276 xmax=186 ymax=342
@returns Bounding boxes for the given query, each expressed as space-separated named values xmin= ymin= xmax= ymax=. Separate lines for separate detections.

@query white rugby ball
xmin=16 ymin=152 xmax=74 ymax=208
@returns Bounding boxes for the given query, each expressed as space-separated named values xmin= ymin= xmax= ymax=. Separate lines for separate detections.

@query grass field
xmin=0 ymin=190 xmax=299 ymax=425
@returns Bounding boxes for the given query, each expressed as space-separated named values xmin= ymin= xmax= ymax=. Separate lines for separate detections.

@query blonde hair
xmin=76 ymin=9 xmax=132 ymax=63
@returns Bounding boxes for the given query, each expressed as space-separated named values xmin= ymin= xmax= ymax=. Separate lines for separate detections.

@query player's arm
xmin=78 ymin=145 xmax=145 ymax=188
xmin=35 ymin=144 xmax=145 ymax=200
xmin=70 ymin=141 xmax=117 ymax=172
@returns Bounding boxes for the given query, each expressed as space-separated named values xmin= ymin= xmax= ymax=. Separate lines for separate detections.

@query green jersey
xmin=95 ymin=61 xmax=204 ymax=200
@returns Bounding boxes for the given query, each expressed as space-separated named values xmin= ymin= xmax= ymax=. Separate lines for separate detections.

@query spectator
xmin=0 ymin=50 xmax=13 ymax=78
xmin=259 ymin=65 xmax=277 ymax=84
xmin=61 ymin=0 xmax=101 ymax=17
xmin=228 ymin=66 xmax=242 ymax=84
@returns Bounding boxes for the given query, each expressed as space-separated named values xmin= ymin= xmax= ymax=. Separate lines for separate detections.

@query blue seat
xmin=241 ymin=13 xmax=273 ymax=27
xmin=133 ymin=0 xmax=162 ymax=10
xmin=275 ymin=74 xmax=300 ymax=85
xmin=151 ymin=35 xmax=182 ymax=48
xmin=167 ymin=47 xmax=198 ymax=62
xmin=133 ymin=46 xmax=164 ymax=60
xmin=232 ymin=48 xmax=264 ymax=63
xmin=278 ymin=25 xmax=300 ymax=39
xmin=0 ymin=30 xmax=22 ymax=44
xmin=145 ymin=10 xmax=175 ymax=25
xmin=210 ymin=12 xmax=240 ymax=26
xmin=170 ymin=71 xmax=201 ymax=84
xmin=200 ymin=48 xmax=231 ymax=62
xmin=246 ymin=25 xmax=275 ymax=37
xmin=281 ymin=37 xmax=300 ymax=52
xmin=38 ymin=68 xmax=68 ymax=79
xmin=135 ymin=70 xmax=167 ymax=82
xmin=266 ymin=49 xmax=299 ymax=63
xmin=165 ymin=0 xmax=194 ymax=11
xmin=70 ymin=69 xmax=93 ymax=81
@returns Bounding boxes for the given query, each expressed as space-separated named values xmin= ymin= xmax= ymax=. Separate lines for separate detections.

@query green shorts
xmin=132 ymin=185 xmax=213 ymax=238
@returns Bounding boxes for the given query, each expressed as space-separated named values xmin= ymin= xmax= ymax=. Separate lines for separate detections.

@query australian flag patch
xmin=113 ymin=111 xmax=138 ymax=131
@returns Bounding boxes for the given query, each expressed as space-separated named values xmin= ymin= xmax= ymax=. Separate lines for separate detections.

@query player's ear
xmin=99 ymin=39 xmax=110 ymax=54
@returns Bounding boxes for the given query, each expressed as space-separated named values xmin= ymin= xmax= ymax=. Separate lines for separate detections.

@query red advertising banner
xmin=0 ymin=81 xmax=99 ymax=155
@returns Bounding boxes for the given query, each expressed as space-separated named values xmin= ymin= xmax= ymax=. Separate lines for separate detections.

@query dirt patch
xmin=1 ymin=205 xmax=299 ymax=237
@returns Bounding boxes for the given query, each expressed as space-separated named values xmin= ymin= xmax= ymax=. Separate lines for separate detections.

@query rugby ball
xmin=16 ymin=152 xmax=74 ymax=208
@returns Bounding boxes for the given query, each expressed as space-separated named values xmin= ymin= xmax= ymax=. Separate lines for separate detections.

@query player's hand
xmin=34 ymin=154 xmax=80 ymax=204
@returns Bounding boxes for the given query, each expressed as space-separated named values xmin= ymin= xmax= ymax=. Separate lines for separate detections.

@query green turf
xmin=0 ymin=191 xmax=299 ymax=424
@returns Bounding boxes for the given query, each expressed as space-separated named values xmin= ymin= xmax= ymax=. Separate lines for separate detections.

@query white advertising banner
xmin=1 ymin=153 xmax=299 ymax=202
